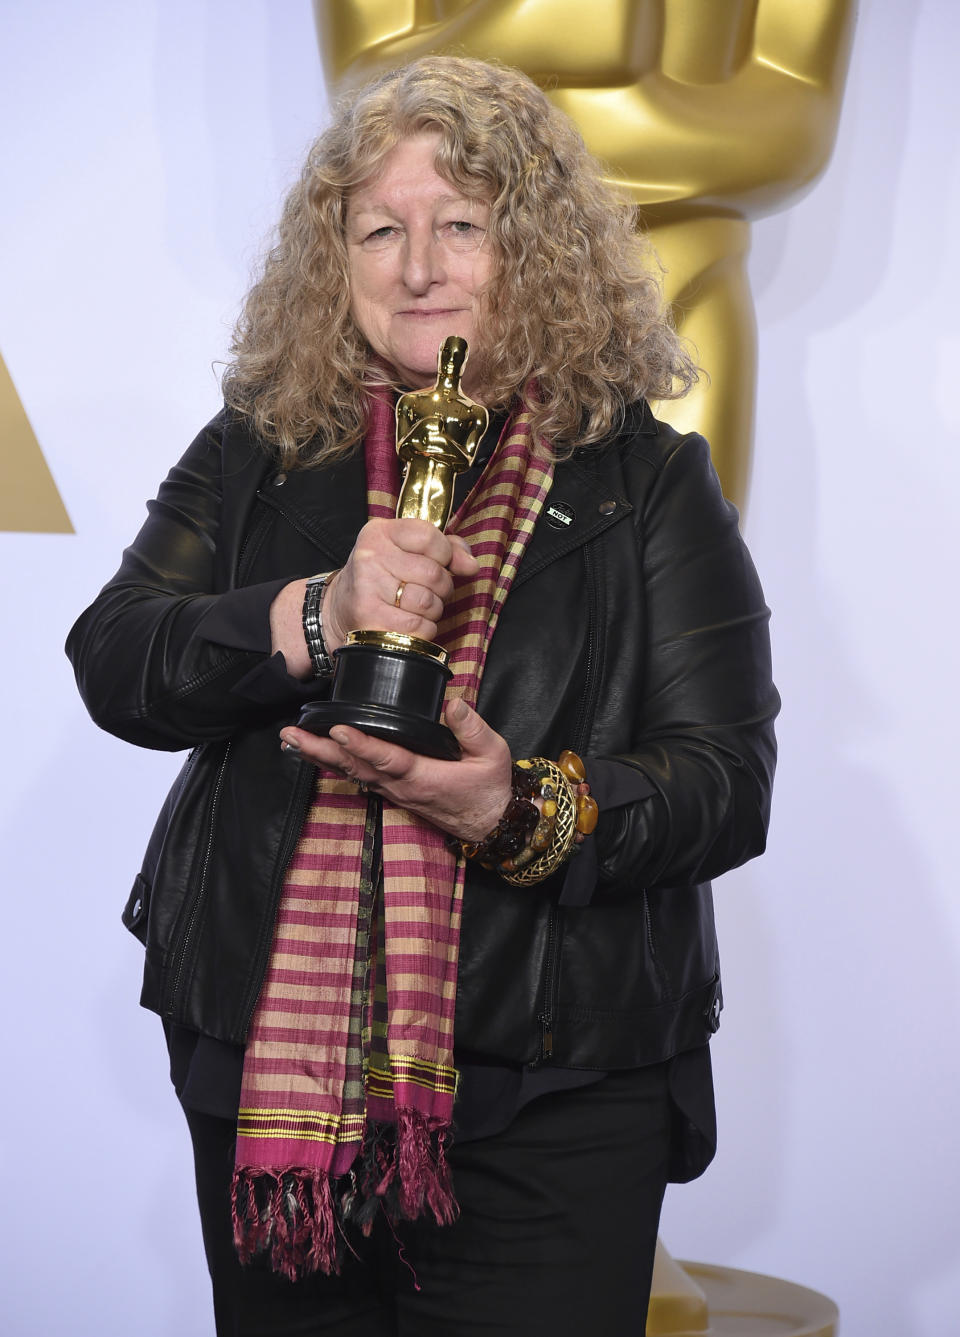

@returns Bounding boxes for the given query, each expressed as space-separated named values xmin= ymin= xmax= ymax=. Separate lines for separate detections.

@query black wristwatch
xmin=301 ymin=571 xmax=338 ymax=678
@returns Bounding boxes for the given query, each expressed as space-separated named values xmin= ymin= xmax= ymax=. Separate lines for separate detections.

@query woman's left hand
xmin=278 ymin=697 xmax=513 ymax=843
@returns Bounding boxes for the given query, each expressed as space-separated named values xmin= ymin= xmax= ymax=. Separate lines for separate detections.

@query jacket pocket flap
xmin=122 ymin=874 xmax=151 ymax=944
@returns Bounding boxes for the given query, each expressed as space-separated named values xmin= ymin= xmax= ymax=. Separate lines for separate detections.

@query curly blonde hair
xmin=223 ymin=56 xmax=696 ymax=466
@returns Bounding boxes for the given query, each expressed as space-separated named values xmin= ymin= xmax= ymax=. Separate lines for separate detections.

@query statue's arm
xmin=313 ymin=0 xmax=405 ymax=84
xmin=314 ymin=0 xmax=856 ymax=211
xmin=315 ymin=0 xmax=854 ymax=92
xmin=754 ymin=0 xmax=857 ymax=91
xmin=314 ymin=0 xmax=643 ymax=88
xmin=552 ymin=0 xmax=856 ymax=208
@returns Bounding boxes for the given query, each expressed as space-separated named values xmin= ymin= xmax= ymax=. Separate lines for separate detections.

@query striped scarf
xmin=231 ymin=389 xmax=554 ymax=1278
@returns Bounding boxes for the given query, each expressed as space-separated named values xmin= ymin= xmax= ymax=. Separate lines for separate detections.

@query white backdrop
xmin=1 ymin=3 xmax=958 ymax=1334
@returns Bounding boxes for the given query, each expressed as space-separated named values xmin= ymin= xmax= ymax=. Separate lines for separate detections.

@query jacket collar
xmin=226 ymin=401 xmax=651 ymax=580
xmin=512 ymin=449 xmax=633 ymax=589
xmin=257 ymin=446 xmax=368 ymax=569
xmin=512 ymin=400 xmax=652 ymax=586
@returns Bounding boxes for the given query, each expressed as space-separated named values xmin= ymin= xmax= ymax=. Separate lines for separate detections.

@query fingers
xmin=367 ymin=546 xmax=456 ymax=605
xmin=278 ymin=709 xmax=513 ymax=844
xmin=279 ymin=724 xmax=414 ymax=788
xmin=379 ymin=522 xmax=479 ymax=598
xmin=391 ymin=520 xmax=480 ymax=575
xmin=327 ymin=725 xmax=412 ymax=781
xmin=329 ymin=519 xmax=479 ymax=644
xmin=446 ymin=535 xmax=481 ymax=578
xmin=284 ymin=709 xmax=497 ymax=777
xmin=443 ymin=697 xmax=502 ymax=759
xmin=394 ymin=581 xmax=445 ymax=623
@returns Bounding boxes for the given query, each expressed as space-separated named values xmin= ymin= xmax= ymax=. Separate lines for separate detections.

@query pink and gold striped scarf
xmin=232 ymin=390 xmax=553 ymax=1278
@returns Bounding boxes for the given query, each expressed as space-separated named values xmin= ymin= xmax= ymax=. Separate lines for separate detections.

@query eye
xmin=366 ymin=225 xmax=397 ymax=241
xmin=443 ymin=219 xmax=486 ymax=246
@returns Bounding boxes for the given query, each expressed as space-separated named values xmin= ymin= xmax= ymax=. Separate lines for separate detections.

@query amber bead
xmin=575 ymin=795 xmax=599 ymax=835
xmin=531 ymin=810 xmax=557 ymax=852
xmin=510 ymin=842 xmax=539 ymax=870
xmin=558 ymin=749 xmax=586 ymax=783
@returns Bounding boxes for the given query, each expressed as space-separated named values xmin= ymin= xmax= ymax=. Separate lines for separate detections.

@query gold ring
xmin=394 ymin=581 xmax=406 ymax=608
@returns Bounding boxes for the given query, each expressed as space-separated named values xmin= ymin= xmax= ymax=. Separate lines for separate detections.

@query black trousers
xmin=184 ymin=1065 xmax=672 ymax=1337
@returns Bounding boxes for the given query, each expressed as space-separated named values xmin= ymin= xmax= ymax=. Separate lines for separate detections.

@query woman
xmin=67 ymin=56 xmax=778 ymax=1337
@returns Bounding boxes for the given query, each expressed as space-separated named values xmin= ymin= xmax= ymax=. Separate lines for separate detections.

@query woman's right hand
xmin=269 ymin=517 xmax=479 ymax=679
xmin=323 ymin=517 xmax=480 ymax=648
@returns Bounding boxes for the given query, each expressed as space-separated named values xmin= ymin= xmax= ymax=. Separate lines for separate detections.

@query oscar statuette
xmin=296 ymin=335 xmax=488 ymax=759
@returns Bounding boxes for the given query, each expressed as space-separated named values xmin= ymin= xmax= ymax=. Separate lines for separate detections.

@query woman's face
xmin=346 ymin=132 xmax=493 ymax=396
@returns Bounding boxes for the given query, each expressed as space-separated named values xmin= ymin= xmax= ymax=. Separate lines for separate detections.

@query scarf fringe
xmin=231 ymin=1109 xmax=457 ymax=1280
xmin=231 ymin=1167 xmax=337 ymax=1281
xmin=356 ymin=1107 xmax=457 ymax=1229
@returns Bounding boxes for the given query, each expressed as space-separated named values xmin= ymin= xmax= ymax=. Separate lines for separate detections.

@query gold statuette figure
xmin=298 ymin=337 xmax=487 ymax=759
xmin=396 ymin=335 xmax=488 ymax=530
xmin=314 ymin=0 xmax=856 ymax=510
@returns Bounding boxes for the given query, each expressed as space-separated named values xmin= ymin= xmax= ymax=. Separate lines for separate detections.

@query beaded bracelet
xmin=462 ymin=750 xmax=600 ymax=887
xmin=460 ymin=765 xmax=541 ymax=866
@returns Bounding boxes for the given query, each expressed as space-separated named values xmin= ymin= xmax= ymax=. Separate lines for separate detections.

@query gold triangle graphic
xmin=0 ymin=350 xmax=73 ymax=533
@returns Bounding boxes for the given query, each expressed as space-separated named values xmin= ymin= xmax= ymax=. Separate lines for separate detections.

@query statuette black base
xmin=297 ymin=634 xmax=460 ymax=761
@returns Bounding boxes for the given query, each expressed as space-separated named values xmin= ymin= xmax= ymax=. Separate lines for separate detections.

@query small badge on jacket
xmin=544 ymin=501 xmax=575 ymax=529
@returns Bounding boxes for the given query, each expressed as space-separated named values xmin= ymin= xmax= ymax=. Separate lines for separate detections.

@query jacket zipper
xmin=537 ymin=905 xmax=562 ymax=1063
xmin=642 ymin=891 xmax=671 ymax=1000
xmin=235 ymin=503 xmax=274 ymax=584
xmin=535 ymin=541 xmax=603 ymax=1061
xmin=571 ymin=542 xmax=604 ymax=755
xmin=255 ymin=488 xmax=340 ymax=556
xmin=165 ymin=740 xmax=232 ymax=1015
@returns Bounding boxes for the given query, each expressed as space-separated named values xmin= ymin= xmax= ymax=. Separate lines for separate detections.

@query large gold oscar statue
xmin=0 ymin=351 xmax=72 ymax=532
xmin=313 ymin=4 xmax=855 ymax=1330
xmin=314 ymin=0 xmax=855 ymax=511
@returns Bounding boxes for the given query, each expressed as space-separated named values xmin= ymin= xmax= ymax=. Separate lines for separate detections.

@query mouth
xmin=396 ymin=308 xmax=464 ymax=319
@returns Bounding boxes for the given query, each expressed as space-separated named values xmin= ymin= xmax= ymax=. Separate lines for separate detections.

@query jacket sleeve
xmin=592 ymin=431 xmax=779 ymax=890
xmin=66 ymin=414 xmax=320 ymax=751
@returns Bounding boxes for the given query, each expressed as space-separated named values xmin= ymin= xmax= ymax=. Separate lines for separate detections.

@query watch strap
xmin=301 ymin=571 xmax=337 ymax=678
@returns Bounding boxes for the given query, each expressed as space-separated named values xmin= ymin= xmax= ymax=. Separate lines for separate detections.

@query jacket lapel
xmin=218 ymin=416 xmax=368 ymax=582
xmin=513 ymin=451 xmax=633 ymax=588
xmin=514 ymin=402 xmax=656 ymax=585
xmin=254 ymin=446 xmax=369 ymax=569
xmin=220 ymin=401 xmax=652 ymax=584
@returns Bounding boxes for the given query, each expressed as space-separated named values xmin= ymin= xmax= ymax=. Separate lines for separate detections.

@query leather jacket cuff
xmin=195 ymin=578 xmax=290 ymax=653
xmin=559 ymin=758 xmax=658 ymax=907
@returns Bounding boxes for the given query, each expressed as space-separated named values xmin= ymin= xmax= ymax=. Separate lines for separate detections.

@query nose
xmin=402 ymin=227 xmax=446 ymax=294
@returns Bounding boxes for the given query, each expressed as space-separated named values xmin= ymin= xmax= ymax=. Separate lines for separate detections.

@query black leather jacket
xmin=67 ymin=402 xmax=778 ymax=1071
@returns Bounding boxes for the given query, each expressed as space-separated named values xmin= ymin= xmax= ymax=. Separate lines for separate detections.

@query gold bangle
xmin=500 ymin=758 xmax=578 ymax=886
